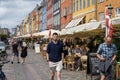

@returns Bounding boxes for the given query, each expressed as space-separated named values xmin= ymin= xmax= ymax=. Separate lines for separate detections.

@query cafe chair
xmin=81 ymin=55 xmax=87 ymax=70
xmin=66 ymin=53 xmax=75 ymax=71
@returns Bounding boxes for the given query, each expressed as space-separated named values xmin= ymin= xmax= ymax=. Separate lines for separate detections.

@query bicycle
xmin=0 ymin=49 xmax=8 ymax=61
xmin=0 ymin=61 xmax=9 ymax=80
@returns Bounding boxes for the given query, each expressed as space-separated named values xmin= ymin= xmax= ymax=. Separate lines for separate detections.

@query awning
xmin=60 ymin=24 xmax=85 ymax=36
xmin=60 ymin=29 xmax=67 ymax=35
xmin=75 ymin=21 xmax=101 ymax=33
xmin=32 ymin=32 xmax=41 ymax=37
xmin=40 ymin=29 xmax=61 ymax=38
xmin=60 ymin=21 xmax=101 ymax=35
xmin=65 ymin=16 xmax=84 ymax=28
xmin=24 ymin=34 xmax=30 ymax=37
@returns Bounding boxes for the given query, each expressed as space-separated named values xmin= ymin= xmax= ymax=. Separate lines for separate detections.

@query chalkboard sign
xmin=89 ymin=53 xmax=100 ymax=75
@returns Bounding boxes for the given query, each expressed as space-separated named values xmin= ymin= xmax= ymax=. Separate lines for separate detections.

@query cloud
xmin=0 ymin=0 xmax=41 ymax=30
xmin=0 ymin=7 xmax=7 ymax=17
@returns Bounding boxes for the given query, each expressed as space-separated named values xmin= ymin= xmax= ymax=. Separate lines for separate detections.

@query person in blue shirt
xmin=46 ymin=33 xmax=64 ymax=80
xmin=96 ymin=36 xmax=117 ymax=80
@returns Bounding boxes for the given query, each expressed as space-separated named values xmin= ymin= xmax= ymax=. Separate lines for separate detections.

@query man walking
xmin=96 ymin=36 xmax=117 ymax=80
xmin=46 ymin=33 xmax=64 ymax=80
xmin=11 ymin=41 xmax=20 ymax=64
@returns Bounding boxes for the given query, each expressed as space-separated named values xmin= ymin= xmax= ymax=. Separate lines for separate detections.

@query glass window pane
xmin=99 ymin=12 xmax=104 ymax=21
xmin=80 ymin=0 xmax=82 ymax=9
xmin=92 ymin=0 xmax=96 ymax=4
xmin=87 ymin=0 xmax=90 ymax=7
xmin=83 ymin=0 xmax=86 ymax=8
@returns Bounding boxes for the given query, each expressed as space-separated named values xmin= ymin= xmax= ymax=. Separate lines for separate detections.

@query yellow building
xmin=23 ymin=16 xmax=28 ymax=35
xmin=23 ymin=21 xmax=26 ymax=35
xmin=73 ymin=0 xmax=96 ymax=23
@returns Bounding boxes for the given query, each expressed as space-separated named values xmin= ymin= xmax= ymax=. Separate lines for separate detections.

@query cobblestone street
xmin=3 ymin=49 xmax=92 ymax=80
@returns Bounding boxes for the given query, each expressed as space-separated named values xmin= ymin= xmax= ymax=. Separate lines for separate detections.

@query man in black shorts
xmin=11 ymin=41 xmax=20 ymax=64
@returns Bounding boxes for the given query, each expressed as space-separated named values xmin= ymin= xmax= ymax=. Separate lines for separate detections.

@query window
xmin=115 ymin=8 xmax=120 ymax=17
xmin=98 ymin=0 xmax=104 ymax=3
xmin=83 ymin=0 xmax=86 ymax=8
xmin=73 ymin=0 xmax=75 ymax=12
xmin=53 ymin=14 xmax=59 ymax=26
xmin=69 ymin=5 xmax=72 ymax=14
xmin=74 ymin=0 xmax=76 ymax=11
xmin=92 ymin=0 xmax=96 ymax=5
xmin=99 ymin=12 xmax=104 ymax=21
xmin=80 ymin=0 xmax=82 ymax=9
xmin=58 ymin=0 xmax=60 ymax=8
xmin=76 ymin=0 xmax=78 ymax=11
xmin=53 ymin=1 xmax=60 ymax=12
xmin=63 ymin=7 xmax=67 ymax=16
xmin=87 ymin=0 xmax=90 ymax=7
xmin=57 ymin=14 xmax=60 ymax=25
xmin=75 ymin=0 xmax=78 ymax=11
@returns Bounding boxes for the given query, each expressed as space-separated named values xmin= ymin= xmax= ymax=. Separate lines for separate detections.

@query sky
xmin=0 ymin=0 xmax=41 ymax=31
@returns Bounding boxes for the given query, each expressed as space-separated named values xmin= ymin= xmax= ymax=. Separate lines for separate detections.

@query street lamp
xmin=107 ymin=4 xmax=113 ymax=18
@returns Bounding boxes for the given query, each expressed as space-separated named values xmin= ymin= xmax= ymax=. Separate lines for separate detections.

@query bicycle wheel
xmin=0 ymin=77 xmax=7 ymax=80
xmin=0 ymin=53 xmax=8 ymax=61
xmin=0 ymin=71 xmax=7 ymax=80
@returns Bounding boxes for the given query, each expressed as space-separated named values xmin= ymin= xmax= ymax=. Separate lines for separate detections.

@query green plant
xmin=112 ymin=38 xmax=120 ymax=61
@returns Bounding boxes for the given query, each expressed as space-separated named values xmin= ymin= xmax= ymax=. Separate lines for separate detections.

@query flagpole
xmin=105 ymin=5 xmax=108 ymax=38
xmin=105 ymin=27 xmax=108 ymax=37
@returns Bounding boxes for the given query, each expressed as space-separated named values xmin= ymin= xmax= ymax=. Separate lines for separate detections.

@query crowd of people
xmin=9 ymin=33 xmax=117 ymax=80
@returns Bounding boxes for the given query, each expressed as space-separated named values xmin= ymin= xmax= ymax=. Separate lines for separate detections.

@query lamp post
xmin=107 ymin=4 xmax=113 ymax=18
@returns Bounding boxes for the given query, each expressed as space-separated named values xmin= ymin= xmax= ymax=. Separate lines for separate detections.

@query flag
xmin=30 ymin=33 xmax=32 ymax=39
xmin=49 ymin=29 xmax=51 ymax=38
xmin=105 ymin=5 xmax=113 ymax=37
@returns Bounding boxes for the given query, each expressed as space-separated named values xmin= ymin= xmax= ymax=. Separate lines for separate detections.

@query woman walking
xmin=21 ymin=42 xmax=28 ymax=64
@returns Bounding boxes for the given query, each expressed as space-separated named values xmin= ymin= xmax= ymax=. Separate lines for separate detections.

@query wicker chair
xmin=66 ymin=54 xmax=75 ymax=71
xmin=81 ymin=55 xmax=87 ymax=70
xmin=63 ymin=58 xmax=67 ymax=69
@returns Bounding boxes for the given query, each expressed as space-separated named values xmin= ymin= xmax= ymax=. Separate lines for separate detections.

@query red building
xmin=47 ymin=0 xmax=53 ymax=30
xmin=61 ymin=0 xmax=73 ymax=30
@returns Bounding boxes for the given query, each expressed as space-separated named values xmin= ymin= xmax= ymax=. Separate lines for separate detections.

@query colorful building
xmin=42 ymin=0 xmax=47 ymax=31
xmin=73 ymin=0 xmax=96 ymax=23
xmin=23 ymin=19 xmax=27 ymax=35
xmin=60 ymin=0 xmax=73 ymax=29
xmin=31 ymin=4 xmax=39 ymax=33
xmin=47 ymin=0 xmax=53 ymax=30
xmin=0 ymin=28 xmax=9 ymax=36
xmin=97 ymin=0 xmax=120 ymax=22
xmin=53 ymin=0 xmax=61 ymax=30
xmin=38 ymin=5 xmax=42 ymax=32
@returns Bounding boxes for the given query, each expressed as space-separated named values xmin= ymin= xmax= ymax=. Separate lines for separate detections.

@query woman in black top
xmin=21 ymin=42 xmax=28 ymax=64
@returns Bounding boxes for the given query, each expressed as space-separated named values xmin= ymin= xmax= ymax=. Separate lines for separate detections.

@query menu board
xmin=35 ymin=44 xmax=40 ymax=53
xmin=89 ymin=53 xmax=100 ymax=75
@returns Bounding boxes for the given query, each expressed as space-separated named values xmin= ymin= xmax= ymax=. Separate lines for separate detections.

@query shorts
xmin=13 ymin=52 xmax=19 ymax=57
xmin=100 ymin=64 xmax=114 ymax=78
xmin=49 ymin=60 xmax=63 ymax=72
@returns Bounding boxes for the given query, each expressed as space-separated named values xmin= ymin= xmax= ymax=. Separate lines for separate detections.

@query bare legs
xmin=11 ymin=56 xmax=19 ymax=64
xmin=21 ymin=58 xmax=26 ymax=63
xmin=50 ymin=71 xmax=55 ymax=80
xmin=50 ymin=71 xmax=61 ymax=80
xmin=56 ymin=71 xmax=61 ymax=80
xmin=100 ymin=75 xmax=105 ymax=80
